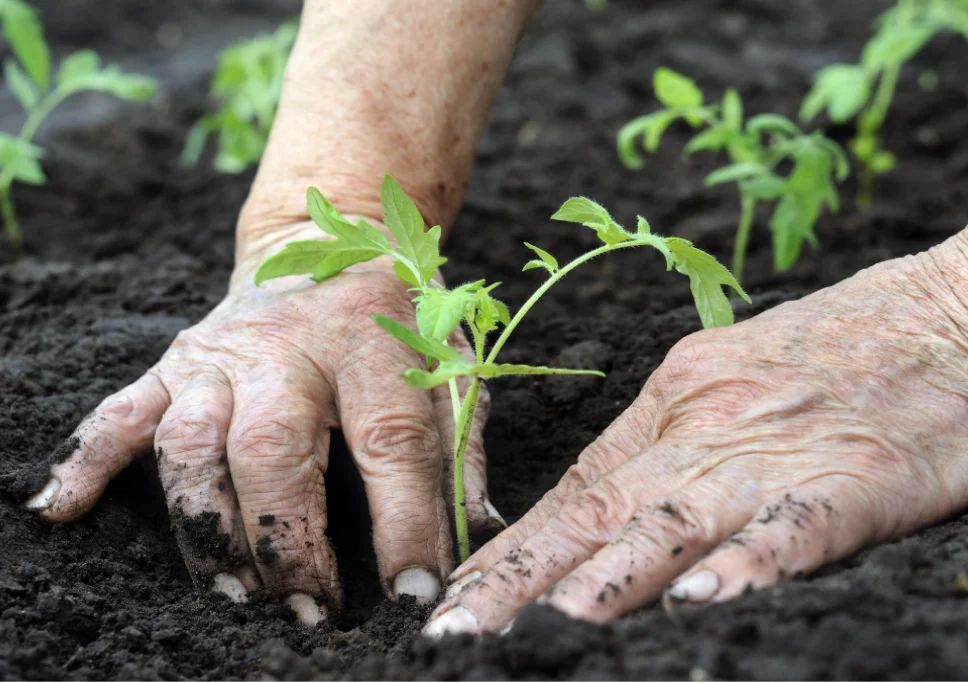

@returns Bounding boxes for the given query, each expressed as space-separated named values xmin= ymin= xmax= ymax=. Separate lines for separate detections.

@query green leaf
xmin=617 ymin=110 xmax=680 ymax=169
xmin=705 ymin=162 xmax=769 ymax=187
xmin=414 ymin=286 xmax=474 ymax=342
xmin=523 ymin=242 xmax=558 ymax=272
xmin=741 ymin=174 xmax=787 ymax=201
xmin=869 ymin=150 xmax=896 ymax=175
xmin=404 ymin=360 xmax=475 ymax=389
xmin=636 ymin=216 xmax=652 ymax=235
xmin=683 ymin=126 xmax=733 ymax=156
xmin=472 ymin=284 xmax=511 ymax=335
xmin=306 ymin=186 xmax=391 ymax=254
xmin=721 ymin=88 xmax=743 ymax=131
xmin=551 ymin=196 xmax=632 ymax=245
xmin=862 ymin=24 xmax=935 ymax=70
xmin=56 ymin=49 xmax=99 ymax=87
xmin=0 ymin=131 xmax=44 ymax=184
xmin=746 ymin=114 xmax=800 ymax=138
xmin=372 ymin=315 xmax=464 ymax=363
xmin=665 ymin=237 xmax=750 ymax=328
xmin=654 ymin=67 xmax=703 ymax=109
xmin=180 ymin=119 xmax=211 ymax=168
xmin=380 ymin=175 xmax=447 ymax=287
xmin=799 ymin=64 xmax=870 ymax=124
xmin=474 ymin=363 xmax=606 ymax=380
xmin=0 ymin=0 xmax=49 ymax=92
xmin=4 ymin=58 xmax=36 ymax=109
xmin=253 ymin=240 xmax=384 ymax=285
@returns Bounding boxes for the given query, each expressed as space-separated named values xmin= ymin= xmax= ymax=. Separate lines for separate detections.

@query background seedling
xmin=0 ymin=0 xmax=157 ymax=253
xmin=619 ymin=68 xmax=849 ymax=283
xmin=255 ymin=175 xmax=749 ymax=561
xmin=800 ymin=0 xmax=968 ymax=208
xmin=181 ymin=21 xmax=296 ymax=173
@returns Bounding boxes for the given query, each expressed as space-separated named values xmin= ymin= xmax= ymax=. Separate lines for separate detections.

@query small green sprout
xmin=800 ymin=0 xmax=968 ymax=208
xmin=0 ymin=0 xmax=157 ymax=253
xmin=181 ymin=21 xmax=297 ymax=173
xmin=619 ymin=68 xmax=849 ymax=283
xmin=255 ymin=175 xmax=749 ymax=561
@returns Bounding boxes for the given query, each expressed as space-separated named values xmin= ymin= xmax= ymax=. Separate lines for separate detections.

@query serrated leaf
xmin=5 ymin=58 xmax=36 ymax=109
xmin=862 ymin=24 xmax=934 ymax=69
xmin=0 ymin=131 xmax=44 ymax=184
xmin=523 ymin=260 xmax=554 ymax=273
xmin=617 ymin=110 xmax=680 ymax=169
xmin=683 ymin=126 xmax=733 ymax=156
xmin=472 ymin=285 xmax=511 ymax=335
xmin=705 ymin=162 xmax=769 ymax=187
xmin=253 ymin=240 xmax=383 ymax=285
xmin=372 ymin=315 xmax=464 ymax=363
xmin=551 ymin=196 xmax=632 ymax=245
xmin=665 ymin=237 xmax=750 ymax=328
xmin=654 ymin=67 xmax=703 ymax=109
xmin=741 ymin=174 xmax=787 ymax=201
xmin=721 ymin=88 xmax=743 ymax=131
xmin=56 ymin=49 xmax=98 ymax=87
xmin=62 ymin=64 xmax=157 ymax=100
xmin=306 ymin=186 xmax=391 ymax=254
xmin=799 ymin=64 xmax=870 ymax=124
xmin=415 ymin=286 xmax=474 ymax=342
xmin=381 ymin=174 xmax=446 ymax=287
xmin=524 ymin=242 xmax=558 ymax=271
xmin=746 ymin=113 xmax=801 ymax=138
xmin=0 ymin=0 xmax=49 ymax=91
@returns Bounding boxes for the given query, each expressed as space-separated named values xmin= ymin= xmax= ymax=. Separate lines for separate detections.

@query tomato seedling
xmin=255 ymin=175 xmax=749 ymax=561
xmin=181 ymin=21 xmax=296 ymax=173
xmin=800 ymin=0 xmax=968 ymax=208
xmin=619 ymin=68 xmax=849 ymax=283
xmin=0 ymin=0 xmax=157 ymax=253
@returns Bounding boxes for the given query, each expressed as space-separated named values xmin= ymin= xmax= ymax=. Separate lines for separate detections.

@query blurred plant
xmin=585 ymin=0 xmax=607 ymax=11
xmin=180 ymin=21 xmax=297 ymax=173
xmin=0 ymin=0 xmax=156 ymax=253
xmin=619 ymin=68 xmax=849 ymax=283
xmin=800 ymin=0 xmax=968 ymax=208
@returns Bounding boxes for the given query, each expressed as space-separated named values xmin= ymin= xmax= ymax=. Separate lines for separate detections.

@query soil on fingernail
xmin=4 ymin=0 xmax=968 ymax=680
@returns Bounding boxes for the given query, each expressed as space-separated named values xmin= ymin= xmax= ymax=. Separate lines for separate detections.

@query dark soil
xmin=3 ymin=0 xmax=968 ymax=679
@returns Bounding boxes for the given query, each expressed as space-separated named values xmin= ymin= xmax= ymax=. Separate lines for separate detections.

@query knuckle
xmin=98 ymin=387 xmax=157 ymax=431
xmin=335 ymin=276 xmax=411 ymax=322
xmin=355 ymin=413 xmax=442 ymax=467
xmin=232 ymin=418 xmax=312 ymax=459
xmin=156 ymin=408 xmax=226 ymax=456
xmin=628 ymin=498 xmax=713 ymax=555
xmin=558 ymin=477 xmax=633 ymax=545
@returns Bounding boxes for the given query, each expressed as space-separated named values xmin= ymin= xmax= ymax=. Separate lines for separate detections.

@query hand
xmin=25 ymin=220 xmax=502 ymax=625
xmin=425 ymin=231 xmax=968 ymax=635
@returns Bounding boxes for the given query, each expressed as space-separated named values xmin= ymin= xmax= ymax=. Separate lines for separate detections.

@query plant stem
xmin=732 ymin=196 xmax=755 ymax=283
xmin=452 ymin=377 xmax=481 ymax=562
xmin=0 ymin=187 xmax=21 ymax=254
xmin=855 ymin=63 xmax=899 ymax=210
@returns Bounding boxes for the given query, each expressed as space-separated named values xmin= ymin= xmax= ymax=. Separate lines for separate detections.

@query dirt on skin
xmin=4 ymin=0 xmax=968 ymax=679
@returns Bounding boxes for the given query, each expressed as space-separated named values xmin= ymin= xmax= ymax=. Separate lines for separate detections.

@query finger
xmin=663 ymin=479 xmax=872 ymax=608
xmin=431 ymin=329 xmax=504 ymax=545
xmin=444 ymin=395 xmax=672 ymax=596
xmin=155 ymin=367 xmax=259 ymax=602
xmin=539 ymin=478 xmax=753 ymax=623
xmin=339 ymin=326 xmax=451 ymax=605
xmin=27 ymin=372 xmax=171 ymax=521
xmin=226 ymin=366 xmax=339 ymax=624
xmin=428 ymin=441 xmax=695 ymax=635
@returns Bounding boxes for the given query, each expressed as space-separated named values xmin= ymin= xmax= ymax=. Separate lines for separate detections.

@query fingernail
xmin=285 ymin=592 xmax=326 ymax=626
xmin=210 ymin=573 xmax=248 ymax=603
xmin=666 ymin=570 xmax=720 ymax=604
xmin=445 ymin=570 xmax=482 ymax=599
xmin=25 ymin=478 xmax=61 ymax=511
xmin=483 ymin=498 xmax=507 ymax=527
xmin=422 ymin=606 xmax=479 ymax=638
xmin=393 ymin=567 xmax=441 ymax=604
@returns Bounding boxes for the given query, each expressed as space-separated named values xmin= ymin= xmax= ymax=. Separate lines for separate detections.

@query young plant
xmin=180 ymin=21 xmax=297 ymax=173
xmin=800 ymin=0 xmax=968 ymax=208
xmin=255 ymin=175 xmax=750 ymax=561
xmin=0 ymin=0 xmax=157 ymax=253
xmin=619 ymin=68 xmax=849 ymax=283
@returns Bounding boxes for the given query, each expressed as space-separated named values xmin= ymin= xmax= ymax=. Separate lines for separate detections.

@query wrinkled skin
xmin=27 ymin=222 xmax=500 ymax=623
xmin=426 ymin=232 xmax=968 ymax=635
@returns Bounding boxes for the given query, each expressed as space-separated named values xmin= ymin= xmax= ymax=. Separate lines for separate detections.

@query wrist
xmin=908 ymin=228 xmax=968 ymax=337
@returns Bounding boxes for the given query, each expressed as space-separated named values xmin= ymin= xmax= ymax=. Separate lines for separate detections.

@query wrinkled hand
xmin=426 ymin=232 xmax=968 ymax=635
xmin=26 ymin=220 xmax=502 ymax=624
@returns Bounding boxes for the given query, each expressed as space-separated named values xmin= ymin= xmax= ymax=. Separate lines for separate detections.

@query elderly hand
xmin=426 ymin=231 xmax=968 ymax=635
xmin=25 ymin=219 xmax=500 ymax=624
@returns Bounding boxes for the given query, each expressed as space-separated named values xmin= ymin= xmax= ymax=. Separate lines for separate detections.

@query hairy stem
xmin=732 ymin=195 xmax=756 ymax=283
xmin=453 ymin=377 xmax=481 ymax=562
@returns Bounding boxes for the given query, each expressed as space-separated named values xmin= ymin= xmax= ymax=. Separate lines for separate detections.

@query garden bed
xmin=3 ymin=0 xmax=968 ymax=678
